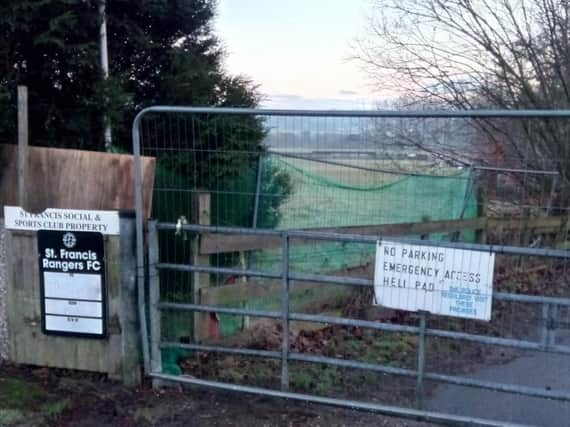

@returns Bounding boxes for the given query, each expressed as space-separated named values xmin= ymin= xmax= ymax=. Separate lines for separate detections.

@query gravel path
xmin=0 ymin=219 xmax=7 ymax=359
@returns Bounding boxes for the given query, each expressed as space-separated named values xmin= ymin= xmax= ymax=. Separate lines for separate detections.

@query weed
xmin=41 ymin=398 xmax=69 ymax=420
xmin=290 ymin=364 xmax=341 ymax=395
xmin=0 ymin=378 xmax=46 ymax=411
xmin=0 ymin=409 xmax=24 ymax=425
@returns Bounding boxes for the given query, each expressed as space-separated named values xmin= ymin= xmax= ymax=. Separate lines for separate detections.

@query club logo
xmin=62 ymin=232 xmax=77 ymax=249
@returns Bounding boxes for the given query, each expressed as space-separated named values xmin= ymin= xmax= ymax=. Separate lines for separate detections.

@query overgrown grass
xmin=181 ymin=327 xmax=419 ymax=399
xmin=0 ymin=378 xmax=46 ymax=411
xmin=0 ymin=377 xmax=68 ymax=425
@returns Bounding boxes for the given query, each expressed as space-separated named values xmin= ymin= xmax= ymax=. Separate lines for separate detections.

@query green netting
xmin=251 ymin=154 xmax=478 ymax=275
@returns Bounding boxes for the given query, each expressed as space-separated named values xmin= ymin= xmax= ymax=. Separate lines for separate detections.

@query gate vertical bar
xmin=281 ymin=233 xmax=290 ymax=391
xmin=133 ymin=112 xmax=151 ymax=375
xmin=148 ymin=220 xmax=162 ymax=382
xmin=416 ymin=311 xmax=427 ymax=409
xmin=542 ymin=303 xmax=557 ymax=348
xmin=542 ymin=303 xmax=550 ymax=348
xmin=550 ymin=305 xmax=559 ymax=347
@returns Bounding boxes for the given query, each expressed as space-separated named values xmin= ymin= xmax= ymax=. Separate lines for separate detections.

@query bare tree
xmin=357 ymin=0 xmax=570 ymax=204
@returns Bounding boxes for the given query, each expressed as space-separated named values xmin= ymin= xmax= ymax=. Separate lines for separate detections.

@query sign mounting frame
xmin=37 ymin=230 xmax=108 ymax=339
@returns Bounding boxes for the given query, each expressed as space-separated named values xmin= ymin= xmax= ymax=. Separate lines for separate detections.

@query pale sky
xmin=214 ymin=0 xmax=377 ymax=109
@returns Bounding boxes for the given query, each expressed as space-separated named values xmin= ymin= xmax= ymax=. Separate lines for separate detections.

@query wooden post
xmin=118 ymin=216 xmax=142 ymax=386
xmin=17 ymin=86 xmax=28 ymax=209
xmin=545 ymin=175 xmax=558 ymax=217
xmin=555 ymin=215 xmax=570 ymax=248
xmin=240 ymin=251 xmax=250 ymax=330
xmin=193 ymin=192 xmax=211 ymax=342
xmin=521 ymin=207 xmax=532 ymax=246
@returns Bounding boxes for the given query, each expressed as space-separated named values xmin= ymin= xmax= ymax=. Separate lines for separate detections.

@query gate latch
xmin=176 ymin=215 xmax=188 ymax=240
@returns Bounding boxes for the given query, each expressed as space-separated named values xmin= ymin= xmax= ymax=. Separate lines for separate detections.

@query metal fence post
xmin=148 ymin=220 xmax=162 ymax=385
xmin=416 ymin=311 xmax=427 ymax=409
xmin=132 ymin=111 xmax=151 ymax=375
xmin=281 ymin=233 xmax=290 ymax=391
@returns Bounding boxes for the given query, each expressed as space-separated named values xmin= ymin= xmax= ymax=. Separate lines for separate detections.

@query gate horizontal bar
xmin=157 ymin=336 xmax=570 ymax=402
xmin=136 ymin=105 xmax=570 ymax=119
xmin=156 ymin=222 xmax=570 ymax=259
xmin=424 ymin=328 xmax=570 ymax=354
xmin=156 ymin=263 xmax=282 ymax=280
xmin=290 ymin=312 xmax=419 ymax=333
xmin=290 ymin=353 xmax=416 ymax=378
xmin=494 ymin=292 xmax=570 ymax=306
xmin=290 ymin=272 xmax=373 ymax=287
xmin=149 ymin=373 xmax=527 ymax=427
xmin=158 ymin=302 xmax=281 ymax=319
xmin=161 ymin=341 xmax=281 ymax=359
xmin=158 ymin=303 xmax=570 ymax=355
xmin=423 ymin=371 xmax=570 ymax=401
xmin=291 ymin=353 xmax=570 ymax=401
xmin=157 ymin=261 xmax=570 ymax=306
xmin=291 ymin=312 xmax=570 ymax=354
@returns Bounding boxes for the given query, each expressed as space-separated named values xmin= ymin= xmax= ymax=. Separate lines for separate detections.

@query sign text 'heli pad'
xmin=374 ymin=240 xmax=495 ymax=321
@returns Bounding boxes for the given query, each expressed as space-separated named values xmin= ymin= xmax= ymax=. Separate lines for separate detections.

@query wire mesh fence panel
xmin=135 ymin=108 xmax=570 ymax=426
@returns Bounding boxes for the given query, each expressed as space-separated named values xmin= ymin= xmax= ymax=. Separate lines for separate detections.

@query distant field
xmin=281 ymin=157 xmax=462 ymax=186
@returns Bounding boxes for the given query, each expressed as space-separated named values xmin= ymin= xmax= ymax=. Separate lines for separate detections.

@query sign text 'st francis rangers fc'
xmin=37 ymin=230 xmax=107 ymax=338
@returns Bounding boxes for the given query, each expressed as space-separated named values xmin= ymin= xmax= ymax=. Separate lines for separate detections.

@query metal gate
xmin=133 ymin=107 xmax=570 ymax=426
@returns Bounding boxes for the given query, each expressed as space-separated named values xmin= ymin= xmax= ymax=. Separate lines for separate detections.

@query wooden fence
xmin=199 ymin=214 xmax=570 ymax=255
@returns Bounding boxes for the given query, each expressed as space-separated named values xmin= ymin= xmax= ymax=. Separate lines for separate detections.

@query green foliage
xmin=0 ymin=0 xmax=294 ymax=226
xmin=257 ymin=158 xmax=294 ymax=228
xmin=0 ymin=0 xmax=107 ymax=148
xmin=0 ymin=0 xmax=262 ymax=152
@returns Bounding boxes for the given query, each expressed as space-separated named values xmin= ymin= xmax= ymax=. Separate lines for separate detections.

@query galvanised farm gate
xmin=132 ymin=107 xmax=570 ymax=426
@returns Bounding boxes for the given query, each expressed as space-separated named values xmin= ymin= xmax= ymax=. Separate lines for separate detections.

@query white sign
xmin=374 ymin=240 xmax=495 ymax=321
xmin=4 ymin=206 xmax=120 ymax=235
xmin=38 ymin=230 xmax=106 ymax=338
xmin=44 ymin=272 xmax=102 ymax=301
xmin=45 ymin=315 xmax=103 ymax=335
xmin=44 ymin=299 xmax=102 ymax=318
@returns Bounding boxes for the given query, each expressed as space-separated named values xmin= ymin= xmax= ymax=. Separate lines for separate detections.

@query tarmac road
xmin=425 ymin=330 xmax=570 ymax=426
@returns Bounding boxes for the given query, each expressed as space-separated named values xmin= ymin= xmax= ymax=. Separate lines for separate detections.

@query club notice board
xmin=37 ymin=230 xmax=107 ymax=338
xmin=374 ymin=240 xmax=496 ymax=321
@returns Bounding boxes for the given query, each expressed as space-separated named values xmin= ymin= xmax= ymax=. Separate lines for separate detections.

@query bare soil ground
xmin=0 ymin=361 xmax=438 ymax=427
